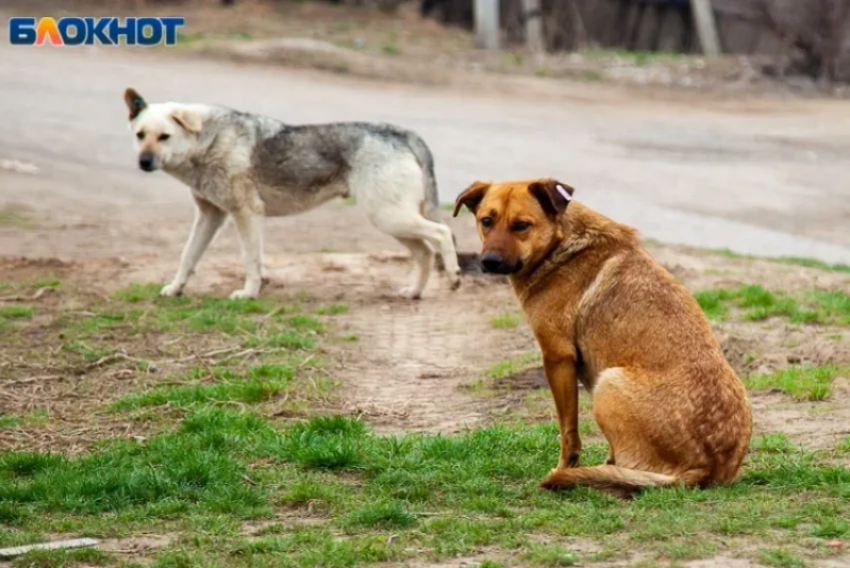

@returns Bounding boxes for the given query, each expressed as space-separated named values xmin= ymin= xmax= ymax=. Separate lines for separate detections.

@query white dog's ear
xmin=124 ymin=87 xmax=147 ymax=121
xmin=170 ymin=107 xmax=203 ymax=134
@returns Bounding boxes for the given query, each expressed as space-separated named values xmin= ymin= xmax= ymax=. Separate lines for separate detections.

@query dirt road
xmin=1 ymin=40 xmax=850 ymax=264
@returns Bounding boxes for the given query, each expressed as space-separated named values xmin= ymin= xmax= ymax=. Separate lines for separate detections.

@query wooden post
xmin=522 ymin=0 xmax=544 ymax=52
xmin=475 ymin=0 xmax=500 ymax=51
xmin=690 ymin=0 xmax=721 ymax=55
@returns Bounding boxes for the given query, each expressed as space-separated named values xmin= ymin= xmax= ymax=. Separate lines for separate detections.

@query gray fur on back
xmin=188 ymin=108 xmax=440 ymax=217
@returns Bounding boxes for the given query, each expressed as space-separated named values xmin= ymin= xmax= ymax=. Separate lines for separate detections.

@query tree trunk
xmin=566 ymin=0 xmax=587 ymax=50
xmin=522 ymin=0 xmax=545 ymax=52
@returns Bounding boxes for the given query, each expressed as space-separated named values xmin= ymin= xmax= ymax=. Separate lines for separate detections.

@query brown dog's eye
xmin=158 ymin=134 xmax=170 ymax=142
xmin=480 ymin=217 xmax=494 ymax=228
xmin=512 ymin=221 xmax=531 ymax=232
xmin=136 ymin=131 xmax=145 ymax=140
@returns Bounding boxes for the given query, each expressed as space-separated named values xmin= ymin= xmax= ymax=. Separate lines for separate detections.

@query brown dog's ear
xmin=124 ymin=88 xmax=147 ymax=121
xmin=529 ymin=179 xmax=574 ymax=218
xmin=453 ymin=181 xmax=491 ymax=217
xmin=170 ymin=107 xmax=203 ymax=134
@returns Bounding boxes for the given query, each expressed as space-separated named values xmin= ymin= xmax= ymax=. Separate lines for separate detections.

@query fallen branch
xmin=0 ymin=286 xmax=54 ymax=303
xmin=0 ymin=538 xmax=99 ymax=559
xmin=87 ymin=352 xmax=148 ymax=369
xmin=5 ymin=374 xmax=65 ymax=387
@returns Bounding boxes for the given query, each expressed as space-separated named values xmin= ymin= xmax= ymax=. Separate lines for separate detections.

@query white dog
xmin=124 ymin=88 xmax=464 ymax=300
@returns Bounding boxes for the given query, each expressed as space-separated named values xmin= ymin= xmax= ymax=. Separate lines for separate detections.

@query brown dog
xmin=453 ymin=179 xmax=752 ymax=497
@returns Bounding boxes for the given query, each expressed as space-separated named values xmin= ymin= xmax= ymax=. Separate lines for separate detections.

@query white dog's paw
xmin=160 ymin=283 xmax=184 ymax=297
xmin=447 ymin=269 xmax=462 ymax=291
xmin=229 ymin=288 xmax=259 ymax=300
xmin=398 ymin=286 xmax=422 ymax=300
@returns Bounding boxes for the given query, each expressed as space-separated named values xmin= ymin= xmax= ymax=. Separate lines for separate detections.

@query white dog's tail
xmin=400 ymin=130 xmax=442 ymax=221
xmin=402 ymin=132 xmax=480 ymax=274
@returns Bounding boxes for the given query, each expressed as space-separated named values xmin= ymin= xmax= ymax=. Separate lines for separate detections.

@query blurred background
xmin=1 ymin=0 xmax=850 ymax=265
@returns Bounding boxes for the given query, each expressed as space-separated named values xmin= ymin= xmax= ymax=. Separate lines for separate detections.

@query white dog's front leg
xmin=161 ymin=199 xmax=227 ymax=297
xmin=230 ymin=210 xmax=264 ymax=300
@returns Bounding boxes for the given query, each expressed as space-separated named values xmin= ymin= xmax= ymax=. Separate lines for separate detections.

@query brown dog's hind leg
xmin=583 ymin=367 xmax=714 ymax=495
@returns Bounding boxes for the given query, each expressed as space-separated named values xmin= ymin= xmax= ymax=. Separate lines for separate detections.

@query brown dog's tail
xmin=540 ymin=465 xmax=678 ymax=496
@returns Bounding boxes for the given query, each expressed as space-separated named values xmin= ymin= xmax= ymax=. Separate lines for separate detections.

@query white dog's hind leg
xmin=161 ymin=199 xmax=227 ymax=297
xmin=405 ymin=218 xmax=461 ymax=292
xmin=353 ymin=150 xmax=461 ymax=298
xmin=370 ymin=209 xmax=461 ymax=298
xmin=230 ymin=210 xmax=265 ymax=300
xmin=395 ymin=237 xmax=434 ymax=299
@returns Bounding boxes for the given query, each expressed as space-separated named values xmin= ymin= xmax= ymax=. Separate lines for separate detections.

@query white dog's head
xmin=124 ymin=88 xmax=204 ymax=172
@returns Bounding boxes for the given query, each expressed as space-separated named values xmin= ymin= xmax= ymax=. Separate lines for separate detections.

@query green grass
xmin=341 ymin=500 xmax=416 ymax=530
xmin=2 ymin=412 xmax=848 ymax=567
xmin=751 ymin=433 xmax=797 ymax=454
xmin=745 ymin=365 xmax=844 ymax=401
xmin=442 ymin=202 xmax=471 ymax=214
xmin=693 ymin=284 xmax=850 ymax=324
xmin=316 ymin=304 xmax=349 ymax=316
xmin=0 ymin=210 xmax=35 ymax=228
xmin=0 ymin=411 xmax=50 ymax=430
xmin=58 ymin=284 xmax=323 ymax=354
xmin=0 ymin=414 xmax=21 ymax=429
xmin=654 ymin=538 xmax=718 ymax=561
xmin=582 ymin=48 xmax=683 ymax=66
xmin=777 ymin=256 xmax=850 ymax=273
xmin=10 ymin=547 xmax=111 ymax=567
xmin=111 ymin=364 xmax=296 ymax=411
xmin=523 ymin=544 xmax=579 ymax=566
xmin=581 ymin=69 xmax=603 ymax=82
xmin=486 ymin=352 xmax=542 ymax=379
xmin=380 ymin=43 xmax=400 ymax=56
xmin=3 ymin=276 xmax=850 ymax=566
xmin=489 ymin=314 xmax=522 ymax=329
xmin=759 ymin=548 xmax=807 ymax=568
xmin=0 ymin=305 xmax=34 ymax=319
xmin=112 ymin=282 xmax=162 ymax=303
xmin=61 ymin=341 xmax=112 ymax=362
xmin=29 ymin=278 xmax=61 ymax=289
xmin=710 ymin=249 xmax=850 ymax=273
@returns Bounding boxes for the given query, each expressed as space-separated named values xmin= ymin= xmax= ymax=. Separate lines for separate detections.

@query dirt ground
xmin=2 ymin=237 xmax=849 ymax=450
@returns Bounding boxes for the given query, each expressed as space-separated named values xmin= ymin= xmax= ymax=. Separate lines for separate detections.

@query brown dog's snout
xmin=481 ymin=251 xmax=522 ymax=275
